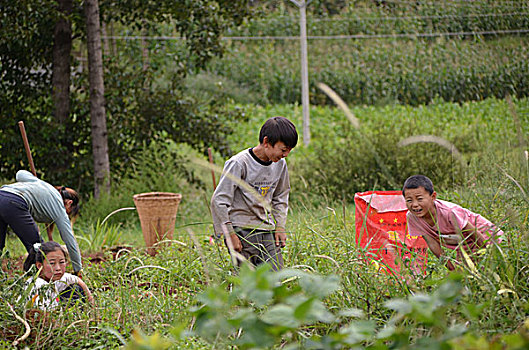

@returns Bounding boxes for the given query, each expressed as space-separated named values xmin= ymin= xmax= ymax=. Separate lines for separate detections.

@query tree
xmin=52 ymin=0 xmax=73 ymax=124
xmin=85 ymin=0 xmax=110 ymax=198
xmin=0 ymin=0 xmax=252 ymax=195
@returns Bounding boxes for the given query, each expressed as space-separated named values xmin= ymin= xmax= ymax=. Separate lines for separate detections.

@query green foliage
xmin=190 ymin=264 xmax=341 ymax=348
xmin=237 ymin=0 xmax=529 ymax=37
xmin=100 ymin=0 xmax=251 ymax=73
xmin=0 ymin=0 xmax=57 ymax=99
xmin=0 ymin=51 xmax=246 ymax=195
xmin=203 ymin=0 xmax=529 ymax=107
xmin=298 ymin=121 xmax=466 ymax=199
xmin=78 ymin=140 xmax=208 ymax=227
xmin=1 ymin=159 xmax=528 ymax=349
xmin=76 ymin=220 xmax=122 ymax=253
xmin=208 ymin=37 xmax=529 ymax=106
xmin=1 ymin=92 xmax=528 ymax=349
xmin=0 ymin=0 xmax=252 ymax=195
xmin=185 ymin=73 xmax=265 ymax=105
xmin=223 ymin=97 xmax=528 ymax=203
xmin=142 ymin=268 xmax=529 ymax=349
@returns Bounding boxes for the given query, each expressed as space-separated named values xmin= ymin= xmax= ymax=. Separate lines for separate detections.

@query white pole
xmin=299 ymin=2 xmax=310 ymax=146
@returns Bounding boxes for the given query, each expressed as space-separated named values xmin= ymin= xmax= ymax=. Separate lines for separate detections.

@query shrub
xmin=296 ymin=122 xmax=466 ymax=201
xmin=78 ymin=140 xmax=208 ymax=227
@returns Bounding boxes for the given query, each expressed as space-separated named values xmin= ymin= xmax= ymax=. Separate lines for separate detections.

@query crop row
xmin=207 ymin=37 xmax=529 ymax=106
xmin=234 ymin=1 xmax=529 ymax=37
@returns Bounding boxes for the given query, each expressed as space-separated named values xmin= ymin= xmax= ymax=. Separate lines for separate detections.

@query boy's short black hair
xmin=259 ymin=116 xmax=298 ymax=149
xmin=402 ymin=175 xmax=434 ymax=196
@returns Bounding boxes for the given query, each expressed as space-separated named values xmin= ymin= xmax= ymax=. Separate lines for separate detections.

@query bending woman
xmin=0 ymin=170 xmax=83 ymax=275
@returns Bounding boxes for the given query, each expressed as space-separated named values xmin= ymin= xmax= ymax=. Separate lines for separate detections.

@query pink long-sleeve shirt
xmin=406 ymin=199 xmax=503 ymax=251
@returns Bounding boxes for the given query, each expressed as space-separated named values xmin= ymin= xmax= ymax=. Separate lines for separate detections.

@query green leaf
xmin=384 ymin=298 xmax=412 ymax=315
xmin=339 ymin=320 xmax=377 ymax=345
xmin=298 ymin=274 xmax=341 ymax=299
xmin=235 ymin=319 xmax=277 ymax=349
xmin=261 ymin=305 xmax=299 ymax=329
xmin=293 ymin=297 xmax=315 ymax=320
xmin=338 ymin=308 xmax=365 ymax=318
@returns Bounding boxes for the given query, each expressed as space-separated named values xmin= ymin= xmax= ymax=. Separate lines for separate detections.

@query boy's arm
xmin=271 ymin=164 xmax=290 ymax=247
xmin=461 ymin=222 xmax=486 ymax=248
xmin=210 ymin=160 xmax=242 ymax=238
xmin=275 ymin=226 xmax=286 ymax=248
xmin=422 ymin=234 xmax=456 ymax=271
xmin=77 ymin=278 xmax=94 ymax=305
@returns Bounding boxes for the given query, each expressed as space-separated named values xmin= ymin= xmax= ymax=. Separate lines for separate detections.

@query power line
xmin=104 ymin=28 xmax=529 ymax=41
xmin=303 ymin=28 xmax=529 ymax=39
xmin=259 ymin=11 xmax=529 ymax=23
xmin=379 ymin=0 xmax=526 ymax=6
xmin=309 ymin=12 xmax=529 ymax=22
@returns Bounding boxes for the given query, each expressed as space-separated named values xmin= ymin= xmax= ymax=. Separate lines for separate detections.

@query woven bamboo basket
xmin=133 ymin=192 xmax=182 ymax=255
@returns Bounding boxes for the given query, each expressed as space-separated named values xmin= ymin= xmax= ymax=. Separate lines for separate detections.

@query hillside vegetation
xmin=192 ymin=0 xmax=529 ymax=105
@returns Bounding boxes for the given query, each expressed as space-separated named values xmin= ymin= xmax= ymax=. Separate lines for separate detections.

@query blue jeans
xmin=0 ymin=190 xmax=42 ymax=253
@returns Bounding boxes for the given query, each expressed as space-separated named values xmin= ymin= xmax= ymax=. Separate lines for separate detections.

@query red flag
xmin=354 ymin=191 xmax=428 ymax=276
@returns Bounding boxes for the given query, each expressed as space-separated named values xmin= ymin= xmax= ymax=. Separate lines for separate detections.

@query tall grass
xmin=0 ymin=97 xmax=527 ymax=348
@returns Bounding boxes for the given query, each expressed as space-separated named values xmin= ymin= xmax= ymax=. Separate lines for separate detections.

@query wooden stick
xmin=207 ymin=147 xmax=217 ymax=190
xmin=18 ymin=121 xmax=57 ymax=241
xmin=18 ymin=121 xmax=37 ymax=176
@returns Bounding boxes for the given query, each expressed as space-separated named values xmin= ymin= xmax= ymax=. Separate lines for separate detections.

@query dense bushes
xmin=0 ymin=55 xmax=246 ymax=195
xmin=295 ymin=121 xmax=466 ymax=201
xmin=78 ymin=139 xmax=218 ymax=228
xmin=293 ymin=97 xmax=528 ymax=201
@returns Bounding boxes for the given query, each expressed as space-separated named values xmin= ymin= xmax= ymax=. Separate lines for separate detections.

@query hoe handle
xmin=18 ymin=121 xmax=37 ymax=177
xmin=208 ymin=147 xmax=216 ymax=190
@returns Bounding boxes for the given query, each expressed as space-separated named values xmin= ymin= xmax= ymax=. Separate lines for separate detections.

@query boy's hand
xmin=229 ymin=233 xmax=243 ymax=252
xmin=275 ymin=227 xmax=287 ymax=248
xmin=439 ymin=233 xmax=462 ymax=245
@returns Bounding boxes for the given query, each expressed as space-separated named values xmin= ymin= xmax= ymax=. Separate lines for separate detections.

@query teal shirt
xmin=1 ymin=171 xmax=82 ymax=272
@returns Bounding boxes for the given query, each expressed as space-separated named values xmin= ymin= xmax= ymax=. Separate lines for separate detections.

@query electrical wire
xmin=103 ymin=28 xmax=529 ymax=41
xmin=378 ymin=0 xmax=526 ymax=6
xmin=310 ymin=12 xmax=529 ymax=22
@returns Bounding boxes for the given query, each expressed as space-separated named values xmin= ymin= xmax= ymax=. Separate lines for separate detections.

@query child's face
xmin=404 ymin=186 xmax=437 ymax=220
xmin=36 ymin=249 xmax=67 ymax=281
xmin=264 ymin=140 xmax=292 ymax=162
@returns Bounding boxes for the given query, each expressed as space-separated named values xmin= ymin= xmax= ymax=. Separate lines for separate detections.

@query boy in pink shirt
xmin=403 ymin=175 xmax=503 ymax=270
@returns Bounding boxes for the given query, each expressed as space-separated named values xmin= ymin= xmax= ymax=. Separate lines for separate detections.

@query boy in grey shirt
xmin=211 ymin=116 xmax=298 ymax=270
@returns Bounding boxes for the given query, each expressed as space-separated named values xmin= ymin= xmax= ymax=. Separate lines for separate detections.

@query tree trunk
xmin=85 ymin=0 xmax=110 ymax=198
xmin=52 ymin=0 xmax=72 ymax=124
xmin=101 ymin=21 xmax=110 ymax=56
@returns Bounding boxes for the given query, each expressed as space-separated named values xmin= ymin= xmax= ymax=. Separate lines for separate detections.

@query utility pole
xmin=289 ymin=0 xmax=311 ymax=146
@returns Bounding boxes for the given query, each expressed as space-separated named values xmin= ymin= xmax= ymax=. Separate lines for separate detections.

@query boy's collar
xmin=249 ymin=148 xmax=272 ymax=166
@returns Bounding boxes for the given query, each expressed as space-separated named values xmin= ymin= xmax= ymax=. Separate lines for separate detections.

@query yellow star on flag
xmin=394 ymin=218 xmax=398 ymax=223
xmin=379 ymin=218 xmax=384 ymax=223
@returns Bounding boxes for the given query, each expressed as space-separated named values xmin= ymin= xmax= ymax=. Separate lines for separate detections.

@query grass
xmin=1 ymin=96 xmax=528 ymax=348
